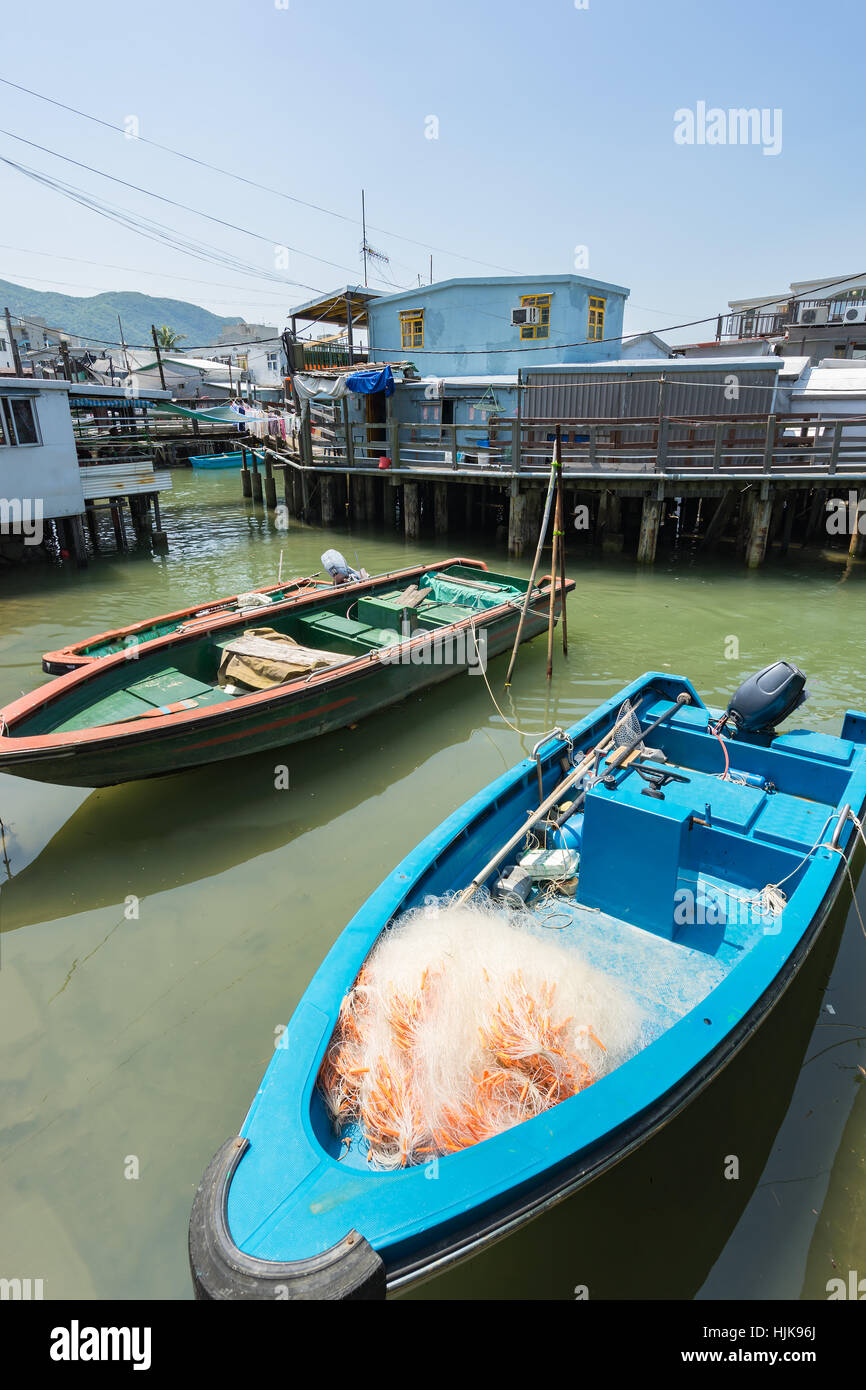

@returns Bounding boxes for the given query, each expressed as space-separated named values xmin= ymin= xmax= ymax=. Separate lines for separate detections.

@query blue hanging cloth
xmin=345 ymin=365 xmax=395 ymax=396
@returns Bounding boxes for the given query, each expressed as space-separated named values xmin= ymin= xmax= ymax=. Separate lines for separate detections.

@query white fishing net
xmin=318 ymin=900 xmax=647 ymax=1170
xmin=613 ymin=698 xmax=666 ymax=762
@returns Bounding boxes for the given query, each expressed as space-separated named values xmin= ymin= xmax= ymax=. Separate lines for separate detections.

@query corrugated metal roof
xmin=791 ymin=365 xmax=866 ymax=396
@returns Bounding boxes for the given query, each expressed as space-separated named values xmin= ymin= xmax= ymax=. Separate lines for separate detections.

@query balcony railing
xmin=283 ymin=413 xmax=866 ymax=479
xmin=718 ymin=296 xmax=866 ymax=341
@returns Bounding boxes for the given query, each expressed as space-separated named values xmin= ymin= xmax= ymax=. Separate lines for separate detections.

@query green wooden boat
xmin=0 ymin=560 xmax=570 ymax=788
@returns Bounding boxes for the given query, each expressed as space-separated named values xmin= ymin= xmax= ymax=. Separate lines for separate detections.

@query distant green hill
xmin=0 ymin=280 xmax=244 ymax=351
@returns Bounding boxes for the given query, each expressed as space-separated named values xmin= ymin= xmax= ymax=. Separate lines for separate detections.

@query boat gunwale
xmin=40 ymin=576 xmax=330 ymax=672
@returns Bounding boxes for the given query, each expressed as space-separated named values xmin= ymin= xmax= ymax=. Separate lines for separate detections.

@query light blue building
xmin=366 ymin=274 xmax=630 ymax=377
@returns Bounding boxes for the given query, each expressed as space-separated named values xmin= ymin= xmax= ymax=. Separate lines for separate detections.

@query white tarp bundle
xmin=293 ymin=373 xmax=349 ymax=402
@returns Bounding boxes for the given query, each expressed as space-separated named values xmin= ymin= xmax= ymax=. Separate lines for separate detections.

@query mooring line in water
xmin=470 ymin=623 xmax=552 ymax=741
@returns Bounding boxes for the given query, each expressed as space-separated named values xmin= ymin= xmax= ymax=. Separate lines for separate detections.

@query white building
xmin=118 ymin=353 xmax=237 ymax=401
xmin=0 ymin=379 xmax=172 ymax=558
xmin=0 ymin=329 xmax=15 ymax=374
xmin=0 ymin=378 xmax=86 ymax=521
xmin=194 ymin=324 xmax=285 ymax=389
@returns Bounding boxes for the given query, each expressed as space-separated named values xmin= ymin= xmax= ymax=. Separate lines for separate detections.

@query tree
xmin=156 ymin=324 xmax=186 ymax=350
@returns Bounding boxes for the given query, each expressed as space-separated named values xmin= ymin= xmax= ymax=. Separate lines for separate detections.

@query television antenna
xmin=361 ymin=189 xmax=390 ymax=286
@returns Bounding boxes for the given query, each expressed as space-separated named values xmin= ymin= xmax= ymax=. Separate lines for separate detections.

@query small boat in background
xmin=5 ymin=559 xmax=566 ymax=787
xmin=189 ymin=450 xmax=263 ymax=470
xmin=189 ymin=664 xmax=866 ymax=1299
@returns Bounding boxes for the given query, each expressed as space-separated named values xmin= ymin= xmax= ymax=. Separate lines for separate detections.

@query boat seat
xmin=125 ymin=670 xmax=216 ymax=707
xmin=297 ymin=612 xmax=399 ymax=650
xmin=297 ymin=613 xmax=374 ymax=643
xmin=54 ymin=668 xmax=235 ymax=732
xmin=416 ymin=603 xmax=473 ymax=628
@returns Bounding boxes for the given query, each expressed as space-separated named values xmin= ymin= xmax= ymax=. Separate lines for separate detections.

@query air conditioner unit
xmin=799 ymin=305 xmax=829 ymax=326
xmin=511 ymin=306 xmax=540 ymax=327
xmin=843 ymin=306 xmax=866 ymax=324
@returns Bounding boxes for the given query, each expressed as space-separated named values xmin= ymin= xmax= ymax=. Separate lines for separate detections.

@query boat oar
xmin=454 ymin=691 xmax=689 ymax=907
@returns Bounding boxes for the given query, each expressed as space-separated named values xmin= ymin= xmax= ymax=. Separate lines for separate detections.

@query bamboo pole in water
xmin=546 ymin=425 xmax=562 ymax=680
xmin=503 ymin=450 xmax=557 ymax=688
xmin=556 ymin=437 xmax=568 ymax=657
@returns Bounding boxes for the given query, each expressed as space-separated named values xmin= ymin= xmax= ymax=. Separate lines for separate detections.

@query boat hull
xmin=188 ymin=672 xmax=866 ymax=1298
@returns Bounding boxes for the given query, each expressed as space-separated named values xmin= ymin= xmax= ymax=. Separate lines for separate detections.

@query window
xmin=519 ymin=294 xmax=551 ymax=340
xmin=400 ymin=310 xmax=424 ymax=350
xmin=587 ymin=296 xmax=606 ymax=341
xmin=0 ymin=337 xmax=6 ymax=351
xmin=0 ymin=396 xmax=40 ymax=447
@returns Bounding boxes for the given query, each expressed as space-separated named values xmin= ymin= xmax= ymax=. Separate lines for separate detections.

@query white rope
xmin=820 ymin=811 xmax=866 ymax=941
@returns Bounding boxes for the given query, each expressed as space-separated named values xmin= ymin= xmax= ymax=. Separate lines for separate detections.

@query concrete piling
xmin=321 ymin=475 xmax=338 ymax=527
xmin=434 ymin=482 xmax=449 ymax=537
xmin=404 ymin=481 xmax=421 ymax=540
xmin=636 ymin=496 xmax=662 ymax=565
xmin=745 ymin=493 xmax=773 ymax=569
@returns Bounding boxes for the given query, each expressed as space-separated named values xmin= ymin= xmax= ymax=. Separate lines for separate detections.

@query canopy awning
xmin=288 ymin=285 xmax=382 ymax=327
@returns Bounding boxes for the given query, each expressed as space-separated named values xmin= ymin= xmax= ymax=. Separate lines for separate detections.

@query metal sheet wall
xmin=523 ymin=367 xmax=778 ymax=421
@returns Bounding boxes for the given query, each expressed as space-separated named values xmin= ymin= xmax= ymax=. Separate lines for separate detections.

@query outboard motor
xmin=321 ymin=549 xmax=368 ymax=586
xmin=724 ymin=661 xmax=807 ymax=737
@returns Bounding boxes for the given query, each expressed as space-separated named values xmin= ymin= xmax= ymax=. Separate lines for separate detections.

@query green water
xmin=0 ymin=471 xmax=864 ymax=1300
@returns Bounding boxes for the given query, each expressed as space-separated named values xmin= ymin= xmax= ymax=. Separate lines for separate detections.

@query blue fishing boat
xmin=189 ymin=450 xmax=263 ymax=470
xmin=189 ymin=664 xmax=866 ymax=1299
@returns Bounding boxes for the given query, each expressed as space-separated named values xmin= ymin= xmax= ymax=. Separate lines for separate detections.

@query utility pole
xmin=150 ymin=324 xmax=167 ymax=391
xmin=60 ymin=340 xmax=73 ymax=381
xmin=4 ymin=307 xmax=23 ymax=376
xmin=361 ymin=189 xmax=368 ymax=287
xmin=118 ymin=314 xmax=131 ymax=376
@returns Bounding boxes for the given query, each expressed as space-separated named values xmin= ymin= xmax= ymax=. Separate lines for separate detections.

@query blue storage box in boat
xmin=518 ymin=848 xmax=581 ymax=881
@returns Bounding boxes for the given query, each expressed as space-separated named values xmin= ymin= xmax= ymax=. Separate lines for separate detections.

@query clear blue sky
xmin=1 ymin=0 xmax=863 ymax=347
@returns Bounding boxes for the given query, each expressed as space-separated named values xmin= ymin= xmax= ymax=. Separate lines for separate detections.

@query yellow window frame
xmin=519 ymin=293 xmax=551 ymax=340
xmin=588 ymin=296 xmax=606 ymax=342
xmin=400 ymin=310 xmax=424 ymax=350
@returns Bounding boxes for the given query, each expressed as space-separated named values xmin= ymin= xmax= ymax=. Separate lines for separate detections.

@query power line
xmin=0 ymin=155 xmax=327 ymax=297
xmin=0 ymin=128 xmax=386 ymax=286
xmin=0 ymin=74 xmax=520 ymax=277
